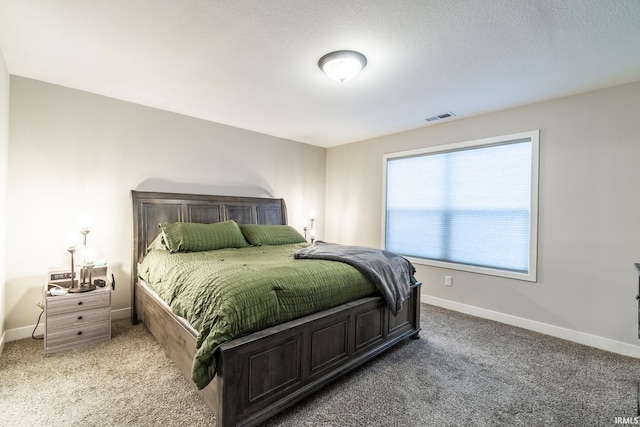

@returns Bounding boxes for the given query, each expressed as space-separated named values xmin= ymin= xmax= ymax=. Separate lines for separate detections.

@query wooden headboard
xmin=130 ymin=190 xmax=287 ymax=321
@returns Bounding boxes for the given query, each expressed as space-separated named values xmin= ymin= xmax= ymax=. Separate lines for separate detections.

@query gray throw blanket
xmin=294 ymin=241 xmax=415 ymax=316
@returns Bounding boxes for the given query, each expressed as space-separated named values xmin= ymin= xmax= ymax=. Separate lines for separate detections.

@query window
xmin=383 ymin=131 xmax=539 ymax=281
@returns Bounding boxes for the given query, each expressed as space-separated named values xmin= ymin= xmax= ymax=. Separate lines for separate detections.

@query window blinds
xmin=385 ymin=138 xmax=533 ymax=274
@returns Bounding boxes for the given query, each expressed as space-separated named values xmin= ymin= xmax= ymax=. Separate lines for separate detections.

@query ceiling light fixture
xmin=318 ymin=50 xmax=367 ymax=83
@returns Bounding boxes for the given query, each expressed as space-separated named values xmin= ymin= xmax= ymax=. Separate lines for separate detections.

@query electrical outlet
xmin=445 ymin=276 xmax=453 ymax=287
xmin=36 ymin=301 xmax=44 ymax=310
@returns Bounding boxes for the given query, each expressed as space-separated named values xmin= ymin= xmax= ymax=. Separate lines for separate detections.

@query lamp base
xmin=68 ymin=284 xmax=96 ymax=293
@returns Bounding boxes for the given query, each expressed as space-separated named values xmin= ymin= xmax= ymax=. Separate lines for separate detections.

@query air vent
xmin=425 ymin=112 xmax=456 ymax=122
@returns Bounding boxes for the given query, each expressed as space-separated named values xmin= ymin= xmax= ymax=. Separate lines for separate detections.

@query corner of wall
xmin=0 ymin=46 xmax=10 ymax=356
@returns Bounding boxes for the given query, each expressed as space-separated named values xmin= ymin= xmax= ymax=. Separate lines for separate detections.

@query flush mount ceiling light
xmin=318 ymin=50 xmax=367 ymax=83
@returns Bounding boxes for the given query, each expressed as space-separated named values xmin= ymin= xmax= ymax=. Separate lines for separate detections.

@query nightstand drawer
xmin=45 ymin=321 xmax=111 ymax=350
xmin=46 ymin=292 xmax=110 ymax=315
xmin=47 ymin=306 xmax=110 ymax=330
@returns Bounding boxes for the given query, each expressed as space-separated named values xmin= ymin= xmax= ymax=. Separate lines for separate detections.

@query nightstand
xmin=43 ymin=265 xmax=111 ymax=354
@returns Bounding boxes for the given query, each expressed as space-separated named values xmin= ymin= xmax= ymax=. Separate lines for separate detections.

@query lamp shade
xmin=318 ymin=50 xmax=367 ymax=83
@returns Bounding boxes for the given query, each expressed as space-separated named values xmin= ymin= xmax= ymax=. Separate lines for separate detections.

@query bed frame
xmin=131 ymin=190 xmax=421 ymax=426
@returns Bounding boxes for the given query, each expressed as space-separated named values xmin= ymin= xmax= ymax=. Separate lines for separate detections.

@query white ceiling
xmin=1 ymin=0 xmax=640 ymax=148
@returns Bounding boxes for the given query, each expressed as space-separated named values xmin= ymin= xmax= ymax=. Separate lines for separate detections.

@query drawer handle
xmin=77 ymin=331 xmax=83 ymax=335
xmin=77 ymin=316 xmax=83 ymax=320
xmin=78 ymin=301 xmax=83 ymax=306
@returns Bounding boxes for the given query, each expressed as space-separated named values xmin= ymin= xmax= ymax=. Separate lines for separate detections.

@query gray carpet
xmin=1 ymin=304 xmax=639 ymax=426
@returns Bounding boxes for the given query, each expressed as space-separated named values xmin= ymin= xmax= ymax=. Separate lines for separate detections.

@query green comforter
xmin=138 ymin=243 xmax=375 ymax=389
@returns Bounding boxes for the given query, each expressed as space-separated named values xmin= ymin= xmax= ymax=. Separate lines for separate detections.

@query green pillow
xmin=159 ymin=220 xmax=248 ymax=253
xmin=240 ymin=224 xmax=307 ymax=246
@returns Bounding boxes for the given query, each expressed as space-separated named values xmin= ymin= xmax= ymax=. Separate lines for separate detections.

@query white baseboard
xmin=0 ymin=331 xmax=5 ymax=357
xmin=3 ymin=307 xmax=133 ymax=343
xmin=8 ymin=298 xmax=640 ymax=360
xmin=5 ymin=313 xmax=45 ymax=342
xmin=422 ymin=294 xmax=640 ymax=359
xmin=111 ymin=307 xmax=131 ymax=321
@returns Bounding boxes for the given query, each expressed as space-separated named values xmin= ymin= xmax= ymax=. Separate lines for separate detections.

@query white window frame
xmin=382 ymin=130 xmax=539 ymax=282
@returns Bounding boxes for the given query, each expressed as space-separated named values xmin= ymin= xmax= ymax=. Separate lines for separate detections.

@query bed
xmin=131 ymin=190 xmax=421 ymax=426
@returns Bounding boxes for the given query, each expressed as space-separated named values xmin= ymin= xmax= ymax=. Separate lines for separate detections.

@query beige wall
xmin=326 ymin=81 xmax=640 ymax=351
xmin=5 ymin=73 xmax=640 ymax=357
xmin=5 ymin=77 xmax=326 ymax=333
xmin=0 ymin=48 xmax=9 ymax=348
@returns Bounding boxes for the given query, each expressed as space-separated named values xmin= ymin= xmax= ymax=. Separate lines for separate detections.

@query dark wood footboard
xmin=136 ymin=279 xmax=421 ymax=427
